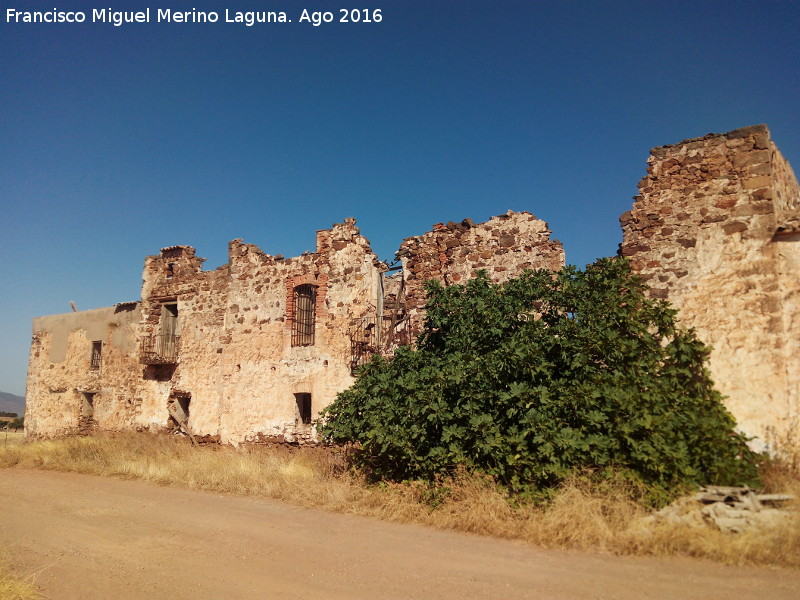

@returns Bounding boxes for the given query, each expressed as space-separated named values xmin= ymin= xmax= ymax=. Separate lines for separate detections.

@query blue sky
xmin=1 ymin=1 xmax=798 ymax=396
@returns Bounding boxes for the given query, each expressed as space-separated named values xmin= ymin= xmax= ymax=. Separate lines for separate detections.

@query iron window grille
xmin=90 ymin=341 xmax=102 ymax=369
xmin=291 ymin=284 xmax=317 ymax=346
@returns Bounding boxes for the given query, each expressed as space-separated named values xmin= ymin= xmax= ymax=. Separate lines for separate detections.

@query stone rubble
xmin=647 ymin=485 xmax=796 ymax=534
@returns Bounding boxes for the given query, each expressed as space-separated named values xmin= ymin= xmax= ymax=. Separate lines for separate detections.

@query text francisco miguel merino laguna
xmin=4 ymin=7 xmax=334 ymax=26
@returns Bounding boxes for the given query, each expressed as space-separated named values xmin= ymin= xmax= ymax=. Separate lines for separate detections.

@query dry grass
xmin=1 ymin=433 xmax=798 ymax=568
xmin=0 ymin=557 xmax=40 ymax=600
xmin=0 ymin=432 xmax=24 ymax=448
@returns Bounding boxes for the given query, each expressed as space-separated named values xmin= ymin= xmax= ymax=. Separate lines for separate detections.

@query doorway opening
xmin=294 ymin=393 xmax=312 ymax=425
xmin=79 ymin=392 xmax=96 ymax=434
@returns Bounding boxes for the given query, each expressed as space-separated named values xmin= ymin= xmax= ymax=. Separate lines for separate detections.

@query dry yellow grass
xmin=1 ymin=433 xmax=798 ymax=568
xmin=0 ymin=557 xmax=40 ymax=600
xmin=0 ymin=432 xmax=24 ymax=448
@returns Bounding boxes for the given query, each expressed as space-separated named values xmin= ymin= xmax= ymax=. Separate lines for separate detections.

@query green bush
xmin=319 ymin=258 xmax=759 ymax=497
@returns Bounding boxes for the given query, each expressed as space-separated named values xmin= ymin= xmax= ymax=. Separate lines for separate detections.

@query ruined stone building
xmin=25 ymin=213 xmax=564 ymax=443
xmin=25 ymin=124 xmax=799 ymax=448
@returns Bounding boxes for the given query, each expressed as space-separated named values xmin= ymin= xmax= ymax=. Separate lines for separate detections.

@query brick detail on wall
xmin=284 ymin=273 xmax=329 ymax=330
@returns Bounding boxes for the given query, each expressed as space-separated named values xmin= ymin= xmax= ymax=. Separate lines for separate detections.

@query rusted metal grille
xmin=348 ymin=314 xmax=412 ymax=375
xmin=292 ymin=284 xmax=316 ymax=346
xmin=139 ymin=334 xmax=181 ymax=364
xmin=90 ymin=341 xmax=102 ymax=369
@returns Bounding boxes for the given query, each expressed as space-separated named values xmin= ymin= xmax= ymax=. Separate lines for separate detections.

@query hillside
xmin=0 ymin=391 xmax=25 ymax=417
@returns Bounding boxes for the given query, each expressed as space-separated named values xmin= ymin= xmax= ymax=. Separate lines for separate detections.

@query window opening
xmin=166 ymin=263 xmax=175 ymax=279
xmin=292 ymin=285 xmax=316 ymax=346
xmin=141 ymin=303 xmax=180 ymax=364
xmin=295 ymin=393 xmax=312 ymax=425
xmin=90 ymin=341 xmax=102 ymax=369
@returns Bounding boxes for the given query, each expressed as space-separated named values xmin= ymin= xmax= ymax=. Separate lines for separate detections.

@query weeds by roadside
xmin=1 ymin=433 xmax=798 ymax=568
xmin=0 ymin=432 xmax=24 ymax=449
xmin=0 ymin=557 xmax=40 ymax=600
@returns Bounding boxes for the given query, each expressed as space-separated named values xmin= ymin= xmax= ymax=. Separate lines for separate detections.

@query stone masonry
xmin=25 ymin=213 xmax=565 ymax=444
xmin=397 ymin=212 xmax=565 ymax=331
xmin=25 ymin=125 xmax=799 ymax=449
xmin=620 ymin=125 xmax=800 ymax=446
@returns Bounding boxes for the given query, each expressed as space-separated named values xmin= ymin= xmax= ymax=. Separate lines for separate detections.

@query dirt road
xmin=1 ymin=469 xmax=798 ymax=599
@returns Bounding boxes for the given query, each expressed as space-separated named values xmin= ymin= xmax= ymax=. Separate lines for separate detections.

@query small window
xmin=166 ymin=263 xmax=175 ymax=279
xmin=90 ymin=341 xmax=102 ymax=369
xmin=295 ymin=393 xmax=312 ymax=425
xmin=291 ymin=284 xmax=316 ymax=346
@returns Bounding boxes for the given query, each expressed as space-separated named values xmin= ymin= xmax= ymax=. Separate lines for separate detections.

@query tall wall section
xmin=137 ymin=244 xmax=231 ymax=437
xmin=620 ymin=124 xmax=800 ymax=445
xmin=397 ymin=211 xmax=565 ymax=330
xmin=134 ymin=218 xmax=382 ymax=444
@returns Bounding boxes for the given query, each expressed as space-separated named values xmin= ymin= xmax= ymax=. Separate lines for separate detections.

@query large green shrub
xmin=319 ymin=258 xmax=759 ymax=496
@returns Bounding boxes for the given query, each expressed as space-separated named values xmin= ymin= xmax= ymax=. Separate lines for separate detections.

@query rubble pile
xmin=648 ymin=485 xmax=795 ymax=533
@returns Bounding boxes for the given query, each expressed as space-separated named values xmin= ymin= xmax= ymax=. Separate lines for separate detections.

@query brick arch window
xmin=286 ymin=273 xmax=328 ymax=347
xmin=292 ymin=284 xmax=317 ymax=346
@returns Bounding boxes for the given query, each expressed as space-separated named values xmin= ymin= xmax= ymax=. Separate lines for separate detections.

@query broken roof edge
xmin=224 ymin=217 xmax=376 ymax=266
xmin=649 ymin=124 xmax=770 ymax=157
xmin=160 ymin=244 xmax=194 ymax=253
xmin=397 ymin=210 xmax=556 ymax=246
xmin=156 ymin=210 xmax=563 ymax=273
xmin=32 ymin=302 xmax=141 ymax=325
xmin=114 ymin=301 xmax=139 ymax=308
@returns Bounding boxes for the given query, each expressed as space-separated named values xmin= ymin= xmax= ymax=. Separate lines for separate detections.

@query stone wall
xmin=26 ymin=215 xmax=564 ymax=444
xmin=620 ymin=124 xmax=800 ymax=445
xmin=25 ymin=304 xmax=142 ymax=437
xmin=397 ymin=211 xmax=565 ymax=330
xmin=26 ymin=127 xmax=798 ymax=448
xmin=129 ymin=218 xmax=382 ymax=444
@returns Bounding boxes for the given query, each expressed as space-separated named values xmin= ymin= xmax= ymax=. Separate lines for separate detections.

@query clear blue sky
xmin=1 ymin=1 xmax=798 ymax=396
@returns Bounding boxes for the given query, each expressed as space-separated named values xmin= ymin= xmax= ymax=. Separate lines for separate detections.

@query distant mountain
xmin=0 ymin=391 xmax=25 ymax=417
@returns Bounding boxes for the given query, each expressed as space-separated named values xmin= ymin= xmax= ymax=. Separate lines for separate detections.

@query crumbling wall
xmin=772 ymin=147 xmax=800 ymax=445
xmin=773 ymin=146 xmax=800 ymax=226
xmin=25 ymin=304 xmax=142 ymax=437
xmin=26 ymin=212 xmax=567 ymax=443
xmin=26 ymin=127 xmax=798 ymax=448
xmin=620 ymin=124 xmax=800 ymax=444
xmin=214 ymin=219 xmax=381 ymax=444
xmin=397 ymin=211 xmax=565 ymax=330
xmin=138 ymin=244 xmax=230 ymax=436
xmin=130 ymin=219 xmax=382 ymax=445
